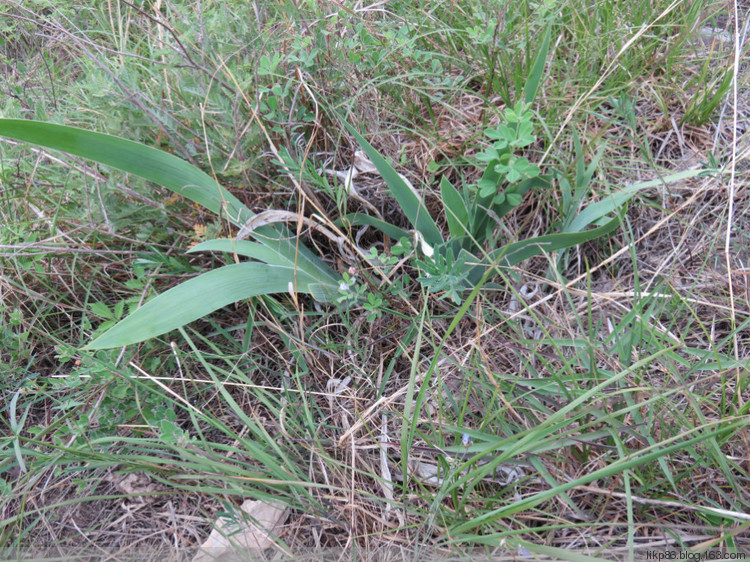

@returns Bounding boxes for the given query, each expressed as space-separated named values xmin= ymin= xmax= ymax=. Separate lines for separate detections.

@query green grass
xmin=1 ymin=0 xmax=749 ymax=559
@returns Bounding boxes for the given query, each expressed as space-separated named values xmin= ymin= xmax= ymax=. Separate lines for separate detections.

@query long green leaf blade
xmin=0 ymin=119 xmax=253 ymax=227
xmin=480 ymin=215 xmax=621 ymax=274
xmin=440 ymin=177 xmax=469 ymax=238
xmin=188 ymin=239 xmax=339 ymax=285
xmin=523 ymin=24 xmax=552 ymax=104
xmin=338 ymin=213 xmax=411 ymax=241
xmin=189 ymin=239 xmax=293 ymax=265
xmin=84 ymin=263 xmax=315 ymax=349
xmin=339 ymin=119 xmax=443 ymax=246
xmin=564 ymin=169 xmax=703 ymax=233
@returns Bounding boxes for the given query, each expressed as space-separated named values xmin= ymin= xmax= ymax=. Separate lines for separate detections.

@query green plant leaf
xmin=513 ymin=120 xmax=537 ymax=148
xmin=478 ymin=178 xmax=498 ymax=199
xmin=89 ymin=302 xmax=114 ymax=320
xmin=338 ymin=213 xmax=411 ymax=241
xmin=0 ymin=119 xmax=253 ymax=227
xmin=473 ymin=215 xmax=621 ymax=278
xmin=440 ymin=177 xmax=469 ymax=238
xmin=84 ymin=263 xmax=317 ymax=349
xmin=523 ymin=23 xmax=552 ymax=104
xmin=484 ymin=125 xmax=515 ymax=148
xmin=564 ymin=169 xmax=703 ymax=233
xmin=577 ymin=139 xmax=606 ymax=191
xmin=339 ymin=118 xmax=444 ymax=247
xmin=188 ymin=239 xmax=339 ymax=286
xmin=505 ymin=192 xmax=523 ymax=207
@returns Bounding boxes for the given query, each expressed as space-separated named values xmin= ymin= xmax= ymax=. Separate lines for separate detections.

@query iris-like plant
xmin=0 ymin=120 xmax=340 ymax=349
xmin=334 ymin=26 xmax=703 ymax=305
xmin=332 ymin=26 xmax=615 ymax=303
xmin=340 ymin=108 xmax=623 ymax=304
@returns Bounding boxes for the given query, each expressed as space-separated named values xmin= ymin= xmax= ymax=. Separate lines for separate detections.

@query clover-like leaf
xmin=476 ymin=147 xmax=500 ymax=163
xmin=505 ymin=166 xmax=522 ymax=183
xmin=478 ymin=177 xmax=498 ymax=198
xmin=493 ymin=160 xmax=512 ymax=177
xmin=502 ymin=101 xmax=531 ymax=124
xmin=506 ymin=192 xmax=523 ymax=206
xmin=485 ymin=124 xmax=515 ymax=149
xmin=512 ymin=157 xmax=540 ymax=180
xmin=512 ymin=121 xmax=537 ymax=148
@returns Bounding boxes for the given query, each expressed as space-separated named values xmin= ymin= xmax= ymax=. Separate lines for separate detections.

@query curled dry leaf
xmin=352 ymin=150 xmax=378 ymax=174
xmin=235 ymin=209 xmax=341 ymax=244
xmin=322 ymin=150 xmax=383 ymax=219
